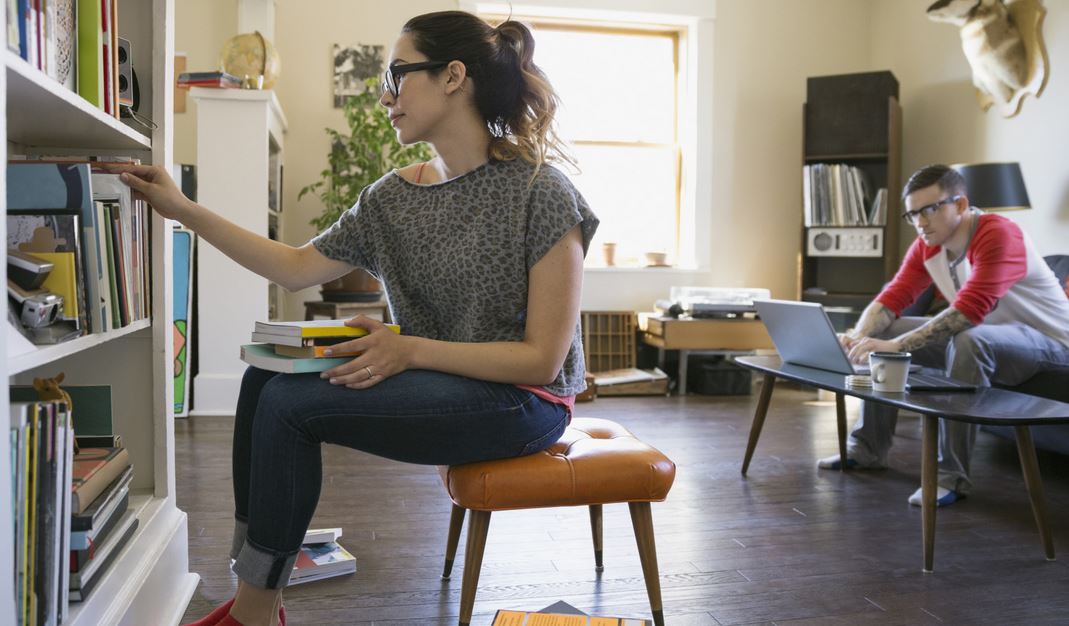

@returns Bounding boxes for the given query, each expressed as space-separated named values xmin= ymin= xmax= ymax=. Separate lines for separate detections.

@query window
xmin=512 ymin=20 xmax=683 ymax=268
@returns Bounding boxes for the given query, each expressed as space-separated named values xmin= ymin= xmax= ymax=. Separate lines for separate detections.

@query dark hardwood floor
xmin=176 ymin=385 xmax=1069 ymax=625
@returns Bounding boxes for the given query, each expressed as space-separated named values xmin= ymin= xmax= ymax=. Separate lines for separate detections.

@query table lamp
xmin=951 ymin=162 xmax=1031 ymax=211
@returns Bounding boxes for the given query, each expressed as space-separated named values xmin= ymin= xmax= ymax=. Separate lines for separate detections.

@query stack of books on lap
xmin=240 ymin=319 xmax=400 ymax=374
xmin=68 ymin=439 xmax=136 ymax=602
xmin=177 ymin=71 xmax=242 ymax=89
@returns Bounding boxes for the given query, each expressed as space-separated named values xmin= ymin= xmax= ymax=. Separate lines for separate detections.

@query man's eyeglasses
xmin=901 ymin=195 xmax=962 ymax=224
xmin=380 ymin=61 xmax=449 ymax=98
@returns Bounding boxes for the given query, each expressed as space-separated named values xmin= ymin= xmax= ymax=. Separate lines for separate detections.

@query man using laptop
xmin=821 ymin=164 xmax=1069 ymax=507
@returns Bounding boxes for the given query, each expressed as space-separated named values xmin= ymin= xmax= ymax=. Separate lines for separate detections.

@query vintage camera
xmin=8 ymin=279 xmax=63 ymax=328
xmin=20 ymin=293 xmax=63 ymax=328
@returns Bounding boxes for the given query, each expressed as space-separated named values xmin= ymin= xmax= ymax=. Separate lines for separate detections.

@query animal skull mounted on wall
xmin=927 ymin=0 xmax=1048 ymax=117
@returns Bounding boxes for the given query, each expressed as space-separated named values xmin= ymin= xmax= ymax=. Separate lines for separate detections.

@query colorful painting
xmin=173 ymin=227 xmax=195 ymax=417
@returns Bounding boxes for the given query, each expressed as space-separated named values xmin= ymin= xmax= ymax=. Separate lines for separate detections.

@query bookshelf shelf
xmin=799 ymin=72 xmax=902 ymax=323
xmin=8 ymin=320 xmax=152 ymax=376
xmin=4 ymin=50 xmax=151 ymax=151
xmin=3 ymin=1 xmax=196 ymax=624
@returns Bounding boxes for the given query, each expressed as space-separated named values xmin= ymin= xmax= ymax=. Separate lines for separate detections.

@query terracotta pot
xmin=321 ymin=269 xmax=381 ymax=293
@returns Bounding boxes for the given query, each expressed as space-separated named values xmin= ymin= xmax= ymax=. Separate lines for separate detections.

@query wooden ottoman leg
xmin=629 ymin=502 xmax=665 ymax=626
xmin=458 ymin=510 xmax=491 ymax=626
xmin=742 ymin=374 xmax=777 ymax=475
xmin=442 ymin=504 xmax=466 ymax=580
xmin=589 ymin=504 xmax=604 ymax=572
xmin=1014 ymin=426 xmax=1056 ymax=560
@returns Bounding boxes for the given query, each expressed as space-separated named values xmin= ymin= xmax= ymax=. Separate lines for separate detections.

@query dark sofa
xmin=903 ymin=255 xmax=1069 ymax=455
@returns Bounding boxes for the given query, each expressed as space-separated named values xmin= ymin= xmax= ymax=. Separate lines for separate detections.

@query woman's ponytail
xmin=403 ymin=12 xmax=574 ymax=173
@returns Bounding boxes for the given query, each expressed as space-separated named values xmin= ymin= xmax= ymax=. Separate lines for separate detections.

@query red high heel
xmin=181 ymin=598 xmax=235 ymax=626
xmin=181 ymin=596 xmax=286 ymax=626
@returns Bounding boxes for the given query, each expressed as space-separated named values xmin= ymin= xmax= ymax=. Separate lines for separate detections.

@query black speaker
xmin=117 ymin=37 xmax=133 ymax=108
xmin=804 ymin=71 xmax=899 ymax=156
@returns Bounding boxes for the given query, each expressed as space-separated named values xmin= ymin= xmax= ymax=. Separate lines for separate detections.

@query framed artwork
xmin=173 ymin=227 xmax=195 ymax=417
xmin=332 ymin=43 xmax=383 ymax=107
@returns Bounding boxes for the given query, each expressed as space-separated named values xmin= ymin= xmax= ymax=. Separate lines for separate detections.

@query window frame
xmin=485 ymin=15 xmax=686 ymax=266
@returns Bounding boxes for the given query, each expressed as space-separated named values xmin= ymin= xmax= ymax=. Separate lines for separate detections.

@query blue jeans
xmin=849 ymin=318 xmax=1069 ymax=493
xmin=228 ymin=366 xmax=569 ymax=589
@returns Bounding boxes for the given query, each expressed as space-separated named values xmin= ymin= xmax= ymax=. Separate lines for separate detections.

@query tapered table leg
xmin=835 ymin=393 xmax=848 ymax=472
xmin=1014 ymin=426 xmax=1056 ymax=560
xmin=742 ymin=374 xmax=777 ymax=475
xmin=921 ymin=415 xmax=938 ymax=573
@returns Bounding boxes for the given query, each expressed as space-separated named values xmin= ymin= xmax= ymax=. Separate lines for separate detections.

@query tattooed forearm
xmin=851 ymin=301 xmax=895 ymax=339
xmin=895 ymin=307 xmax=973 ymax=352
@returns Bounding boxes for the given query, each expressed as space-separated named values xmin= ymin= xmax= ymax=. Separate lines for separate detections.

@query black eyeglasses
xmin=901 ymin=195 xmax=962 ymax=224
xmin=380 ymin=60 xmax=449 ymax=98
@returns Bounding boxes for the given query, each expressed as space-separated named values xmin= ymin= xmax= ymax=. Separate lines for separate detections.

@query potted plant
xmin=299 ymin=78 xmax=434 ymax=297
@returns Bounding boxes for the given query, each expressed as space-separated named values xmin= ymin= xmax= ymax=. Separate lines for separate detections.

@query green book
xmin=76 ymin=0 xmax=104 ymax=109
xmin=240 ymin=343 xmax=351 ymax=374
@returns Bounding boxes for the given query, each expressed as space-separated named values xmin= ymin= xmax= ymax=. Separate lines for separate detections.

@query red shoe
xmin=182 ymin=598 xmax=235 ymax=626
xmin=214 ymin=604 xmax=285 ymax=626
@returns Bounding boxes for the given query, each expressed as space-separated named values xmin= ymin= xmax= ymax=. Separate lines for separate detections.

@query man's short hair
xmin=902 ymin=164 xmax=967 ymax=200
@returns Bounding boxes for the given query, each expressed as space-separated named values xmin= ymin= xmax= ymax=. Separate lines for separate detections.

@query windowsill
xmin=584 ymin=266 xmax=704 ymax=274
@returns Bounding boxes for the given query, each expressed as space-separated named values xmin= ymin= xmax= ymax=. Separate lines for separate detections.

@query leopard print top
xmin=312 ymin=158 xmax=599 ymax=396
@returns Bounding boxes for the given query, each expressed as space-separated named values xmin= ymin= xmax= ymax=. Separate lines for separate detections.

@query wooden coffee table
xmin=735 ymin=355 xmax=1069 ymax=572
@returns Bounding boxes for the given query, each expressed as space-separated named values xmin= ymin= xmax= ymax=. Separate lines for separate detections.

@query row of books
xmin=177 ymin=71 xmax=241 ymax=89
xmin=240 ymin=319 xmax=401 ymax=374
xmin=5 ymin=0 xmax=125 ymax=116
xmin=803 ymin=163 xmax=888 ymax=227
xmin=9 ymin=394 xmax=133 ymax=626
xmin=8 ymin=160 xmax=151 ymax=342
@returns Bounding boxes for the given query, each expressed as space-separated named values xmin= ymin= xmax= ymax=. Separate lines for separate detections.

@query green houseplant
xmin=299 ymin=78 xmax=434 ymax=293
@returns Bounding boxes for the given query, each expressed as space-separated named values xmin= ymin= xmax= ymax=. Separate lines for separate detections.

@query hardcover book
xmin=240 ymin=343 xmax=351 ymax=374
xmin=70 ymin=446 xmax=129 ymax=514
xmin=252 ymin=319 xmax=400 ymax=338
xmin=287 ymin=541 xmax=357 ymax=585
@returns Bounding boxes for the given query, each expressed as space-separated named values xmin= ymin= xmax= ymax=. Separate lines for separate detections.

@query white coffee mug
xmin=869 ymin=351 xmax=912 ymax=393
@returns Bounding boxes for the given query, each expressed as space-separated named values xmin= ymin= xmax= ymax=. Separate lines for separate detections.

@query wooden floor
xmin=176 ymin=385 xmax=1069 ymax=625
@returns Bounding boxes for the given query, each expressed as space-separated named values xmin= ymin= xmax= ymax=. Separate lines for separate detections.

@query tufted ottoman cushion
xmin=439 ymin=417 xmax=676 ymax=511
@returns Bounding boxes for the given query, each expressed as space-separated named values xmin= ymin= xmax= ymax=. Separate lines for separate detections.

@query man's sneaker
xmin=908 ymin=486 xmax=963 ymax=507
xmin=817 ymin=454 xmax=885 ymax=470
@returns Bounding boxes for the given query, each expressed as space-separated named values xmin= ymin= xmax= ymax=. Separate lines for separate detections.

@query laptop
xmin=753 ymin=299 xmax=975 ymax=391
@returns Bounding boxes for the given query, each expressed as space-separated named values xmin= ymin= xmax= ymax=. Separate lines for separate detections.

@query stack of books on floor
xmin=288 ymin=528 xmax=357 ymax=585
xmin=177 ymin=71 xmax=242 ymax=89
xmin=230 ymin=528 xmax=357 ymax=586
xmin=240 ymin=319 xmax=400 ymax=374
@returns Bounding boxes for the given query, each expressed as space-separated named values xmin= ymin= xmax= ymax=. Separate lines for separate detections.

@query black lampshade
xmin=951 ymin=162 xmax=1031 ymax=211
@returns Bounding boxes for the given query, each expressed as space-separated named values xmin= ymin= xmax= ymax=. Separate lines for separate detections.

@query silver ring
xmin=365 ymin=366 xmax=374 ymax=380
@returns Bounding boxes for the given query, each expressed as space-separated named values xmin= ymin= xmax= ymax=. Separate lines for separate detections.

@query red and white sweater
xmin=876 ymin=213 xmax=1069 ymax=348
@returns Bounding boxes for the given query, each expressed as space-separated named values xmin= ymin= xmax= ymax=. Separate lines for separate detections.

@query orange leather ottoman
xmin=438 ymin=417 xmax=676 ymax=626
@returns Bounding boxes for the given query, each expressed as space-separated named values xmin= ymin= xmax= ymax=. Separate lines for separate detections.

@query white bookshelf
xmin=190 ymin=87 xmax=287 ymax=415
xmin=2 ymin=1 xmax=198 ymax=625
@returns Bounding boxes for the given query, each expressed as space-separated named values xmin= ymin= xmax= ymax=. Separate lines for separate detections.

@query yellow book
xmin=35 ymin=251 xmax=80 ymax=320
xmin=253 ymin=319 xmax=400 ymax=339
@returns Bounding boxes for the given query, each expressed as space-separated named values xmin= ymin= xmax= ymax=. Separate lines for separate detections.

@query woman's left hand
xmin=320 ymin=316 xmax=414 ymax=389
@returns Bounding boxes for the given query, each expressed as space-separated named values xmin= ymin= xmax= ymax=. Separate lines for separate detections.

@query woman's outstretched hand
xmin=320 ymin=315 xmax=414 ymax=389
xmin=110 ymin=164 xmax=191 ymax=221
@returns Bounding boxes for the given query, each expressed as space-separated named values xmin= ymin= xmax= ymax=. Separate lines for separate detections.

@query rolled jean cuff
xmin=230 ymin=517 xmax=248 ymax=561
xmin=231 ymin=537 xmax=299 ymax=589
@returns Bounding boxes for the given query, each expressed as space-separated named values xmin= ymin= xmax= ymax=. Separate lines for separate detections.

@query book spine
xmin=71 ymin=447 xmax=129 ymax=515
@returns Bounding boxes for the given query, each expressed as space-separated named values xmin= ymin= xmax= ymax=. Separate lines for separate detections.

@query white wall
xmin=870 ymin=0 xmax=1069 ymax=257
xmin=174 ymin=0 xmax=238 ymax=167
xmin=176 ymin=1 xmax=1069 ymax=318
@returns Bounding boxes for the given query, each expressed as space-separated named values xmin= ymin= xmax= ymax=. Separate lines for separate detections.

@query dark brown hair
xmin=402 ymin=11 xmax=573 ymax=171
xmin=902 ymin=164 xmax=966 ymax=200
